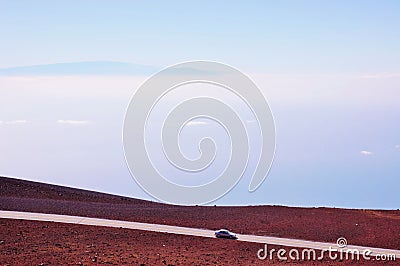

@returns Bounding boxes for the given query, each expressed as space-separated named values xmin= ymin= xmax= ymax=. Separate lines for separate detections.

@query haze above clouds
xmin=0 ymin=1 xmax=399 ymax=208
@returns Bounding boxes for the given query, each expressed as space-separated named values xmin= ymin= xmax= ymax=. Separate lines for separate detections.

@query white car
xmin=214 ymin=229 xmax=238 ymax=239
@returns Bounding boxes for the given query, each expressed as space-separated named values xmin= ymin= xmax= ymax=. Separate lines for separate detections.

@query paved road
xmin=1 ymin=210 xmax=399 ymax=259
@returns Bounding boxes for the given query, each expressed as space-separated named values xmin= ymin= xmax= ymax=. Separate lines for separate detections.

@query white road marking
xmin=1 ymin=210 xmax=399 ymax=259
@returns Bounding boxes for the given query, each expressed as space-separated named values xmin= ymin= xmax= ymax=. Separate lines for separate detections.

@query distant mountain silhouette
xmin=0 ymin=61 xmax=159 ymax=76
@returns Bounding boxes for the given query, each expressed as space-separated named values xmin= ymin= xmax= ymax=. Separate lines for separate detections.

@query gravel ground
xmin=0 ymin=176 xmax=399 ymax=265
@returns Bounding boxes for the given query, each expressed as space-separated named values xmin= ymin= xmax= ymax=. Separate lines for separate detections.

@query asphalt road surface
xmin=1 ymin=210 xmax=399 ymax=259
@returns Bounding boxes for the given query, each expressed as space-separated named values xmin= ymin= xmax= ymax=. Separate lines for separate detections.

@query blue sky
xmin=1 ymin=1 xmax=399 ymax=73
xmin=0 ymin=1 xmax=399 ymax=208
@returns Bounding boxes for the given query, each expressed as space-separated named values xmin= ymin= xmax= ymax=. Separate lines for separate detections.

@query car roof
xmin=217 ymin=229 xmax=231 ymax=233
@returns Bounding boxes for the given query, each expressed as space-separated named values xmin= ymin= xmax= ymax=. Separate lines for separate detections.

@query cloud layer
xmin=0 ymin=120 xmax=28 ymax=125
xmin=57 ymin=120 xmax=89 ymax=125
xmin=360 ymin=150 xmax=373 ymax=156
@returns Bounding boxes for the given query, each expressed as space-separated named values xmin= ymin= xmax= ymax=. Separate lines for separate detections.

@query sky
xmin=0 ymin=1 xmax=399 ymax=208
xmin=2 ymin=1 xmax=399 ymax=72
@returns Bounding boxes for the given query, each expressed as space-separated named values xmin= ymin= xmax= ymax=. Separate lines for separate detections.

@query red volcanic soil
xmin=2 ymin=219 xmax=398 ymax=266
xmin=1 ymin=176 xmax=399 ymax=265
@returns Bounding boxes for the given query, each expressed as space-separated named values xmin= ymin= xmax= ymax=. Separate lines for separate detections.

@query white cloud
xmin=186 ymin=121 xmax=208 ymax=126
xmin=360 ymin=150 xmax=373 ymax=156
xmin=2 ymin=120 xmax=28 ymax=124
xmin=57 ymin=120 xmax=89 ymax=125
xmin=395 ymin=145 xmax=400 ymax=149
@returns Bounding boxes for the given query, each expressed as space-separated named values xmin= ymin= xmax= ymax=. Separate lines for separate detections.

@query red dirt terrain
xmin=0 ymin=176 xmax=399 ymax=265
